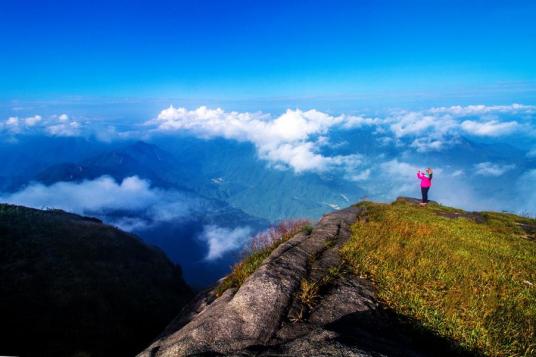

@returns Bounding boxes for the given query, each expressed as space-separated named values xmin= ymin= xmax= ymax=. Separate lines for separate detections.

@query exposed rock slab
xmin=138 ymin=204 xmax=472 ymax=357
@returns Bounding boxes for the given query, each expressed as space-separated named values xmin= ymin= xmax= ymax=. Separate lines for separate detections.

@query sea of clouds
xmin=1 ymin=103 xmax=535 ymax=259
xmin=0 ymin=175 xmax=252 ymax=260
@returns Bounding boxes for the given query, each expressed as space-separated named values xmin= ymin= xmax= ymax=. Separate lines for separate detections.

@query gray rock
xmin=138 ymin=204 xmax=472 ymax=357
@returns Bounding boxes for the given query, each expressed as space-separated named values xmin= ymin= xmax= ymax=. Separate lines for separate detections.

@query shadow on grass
xmin=326 ymin=307 xmax=481 ymax=357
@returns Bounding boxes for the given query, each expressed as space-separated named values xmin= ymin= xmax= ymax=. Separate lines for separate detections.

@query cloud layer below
xmin=198 ymin=225 xmax=252 ymax=260
xmin=0 ymin=176 xmax=200 ymax=230
xmin=1 ymin=113 xmax=81 ymax=137
xmin=2 ymin=103 xmax=535 ymax=217
xmin=148 ymin=106 xmax=369 ymax=173
xmin=0 ymin=176 xmax=258 ymax=260
xmin=147 ymin=104 xmax=535 ymax=171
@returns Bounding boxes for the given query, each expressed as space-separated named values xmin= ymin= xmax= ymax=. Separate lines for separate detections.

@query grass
xmin=216 ymin=220 xmax=312 ymax=297
xmin=290 ymin=264 xmax=347 ymax=322
xmin=340 ymin=200 xmax=536 ymax=356
xmin=297 ymin=278 xmax=321 ymax=309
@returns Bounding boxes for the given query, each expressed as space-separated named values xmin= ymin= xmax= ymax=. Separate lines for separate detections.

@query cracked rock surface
xmin=138 ymin=205 xmax=469 ymax=357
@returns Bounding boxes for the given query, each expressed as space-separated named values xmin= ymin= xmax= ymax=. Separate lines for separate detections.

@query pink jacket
xmin=417 ymin=172 xmax=432 ymax=188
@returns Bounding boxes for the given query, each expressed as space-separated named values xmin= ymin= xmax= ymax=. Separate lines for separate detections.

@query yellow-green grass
xmin=341 ymin=200 xmax=536 ymax=356
xmin=216 ymin=220 xmax=311 ymax=297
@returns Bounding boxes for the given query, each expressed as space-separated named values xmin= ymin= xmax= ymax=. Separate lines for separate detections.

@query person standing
xmin=417 ymin=168 xmax=433 ymax=205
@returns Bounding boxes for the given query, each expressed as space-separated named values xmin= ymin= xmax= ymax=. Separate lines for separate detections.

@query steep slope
xmin=0 ymin=204 xmax=193 ymax=357
xmin=139 ymin=198 xmax=536 ymax=357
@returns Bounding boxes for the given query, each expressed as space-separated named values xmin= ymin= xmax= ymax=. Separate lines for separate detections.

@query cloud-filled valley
xmin=0 ymin=175 xmax=260 ymax=265
xmin=1 ymin=176 xmax=161 ymax=214
xmin=1 ymin=102 xmax=535 ymax=285
xmin=2 ymin=103 xmax=535 ymax=216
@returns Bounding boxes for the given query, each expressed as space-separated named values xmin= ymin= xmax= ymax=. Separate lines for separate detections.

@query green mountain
xmin=139 ymin=198 xmax=536 ymax=357
xmin=0 ymin=204 xmax=193 ymax=357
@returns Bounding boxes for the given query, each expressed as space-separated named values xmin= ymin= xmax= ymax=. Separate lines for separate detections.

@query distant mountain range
xmin=1 ymin=133 xmax=534 ymax=287
xmin=12 ymin=138 xmax=366 ymax=286
xmin=32 ymin=138 xmax=367 ymax=221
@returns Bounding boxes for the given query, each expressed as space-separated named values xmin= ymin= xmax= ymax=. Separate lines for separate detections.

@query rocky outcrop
xmin=139 ymin=205 xmax=469 ymax=357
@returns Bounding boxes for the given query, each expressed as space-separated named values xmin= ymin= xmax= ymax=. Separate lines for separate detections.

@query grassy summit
xmin=341 ymin=199 xmax=536 ymax=356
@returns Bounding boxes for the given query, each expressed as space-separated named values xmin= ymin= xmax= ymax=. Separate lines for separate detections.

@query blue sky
xmin=1 ymin=0 xmax=535 ymax=109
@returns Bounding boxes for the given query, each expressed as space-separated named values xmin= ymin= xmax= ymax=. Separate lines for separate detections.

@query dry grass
xmin=289 ymin=278 xmax=321 ymax=323
xmin=216 ymin=220 xmax=311 ymax=296
xmin=297 ymin=278 xmax=320 ymax=309
xmin=341 ymin=200 xmax=536 ymax=356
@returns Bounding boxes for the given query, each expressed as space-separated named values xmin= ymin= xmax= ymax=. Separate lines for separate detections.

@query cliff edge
xmin=137 ymin=197 xmax=536 ymax=356
xmin=0 ymin=204 xmax=193 ymax=357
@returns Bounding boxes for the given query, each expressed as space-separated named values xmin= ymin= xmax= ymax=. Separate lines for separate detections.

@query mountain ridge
xmin=0 ymin=203 xmax=194 ymax=357
xmin=138 ymin=197 xmax=536 ymax=356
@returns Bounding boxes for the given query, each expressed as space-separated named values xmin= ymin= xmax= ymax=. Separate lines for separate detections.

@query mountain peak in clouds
xmin=126 ymin=140 xmax=171 ymax=161
xmin=139 ymin=198 xmax=536 ymax=357
xmin=32 ymin=140 xmax=184 ymax=190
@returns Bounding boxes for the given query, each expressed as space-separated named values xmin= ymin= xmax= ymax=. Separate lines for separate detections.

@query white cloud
xmin=373 ymin=159 xmax=421 ymax=197
xmin=341 ymin=115 xmax=381 ymax=129
xmin=1 ymin=113 xmax=81 ymax=137
xmin=380 ymin=103 xmax=536 ymax=151
xmin=198 ymin=225 xmax=252 ymax=260
xmin=349 ymin=168 xmax=371 ymax=181
xmin=0 ymin=176 xmax=202 ymax=230
xmin=460 ymin=120 xmax=519 ymax=136
xmin=410 ymin=137 xmax=447 ymax=152
xmin=429 ymin=103 xmax=536 ymax=116
xmin=451 ymin=170 xmax=464 ymax=177
xmin=380 ymin=159 xmax=420 ymax=179
xmin=383 ymin=110 xmax=458 ymax=152
xmin=0 ymin=176 xmax=260 ymax=258
xmin=149 ymin=106 xmax=368 ymax=173
xmin=359 ymin=159 xmax=445 ymax=201
xmin=6 ymin=117 xmax=19 ymax=127
xmin=356 ymin=158 xmax=524 ymax=214
xmin=109 ymin=217 xmax=153 ymax=232
xmin=24 ymin=115 xmax=42 ymax=126
xmin=1 ymin=176 xmax=158 ymax=213
xmin=474 ymin=162 xmax=515 ymax=176
xmin=46 ymin=120 xmax=81 ymax=137
xmin=3 ymin=115 xmax=45 ymax=129
xmin=388 ymin=111 xmax=457 ymax=138
xmin=2 ymin=117 xmax=21 ymax=134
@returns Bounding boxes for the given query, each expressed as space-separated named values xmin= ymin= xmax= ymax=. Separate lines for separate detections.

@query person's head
xmin=426 ymin=168 xmax=433 ymax=175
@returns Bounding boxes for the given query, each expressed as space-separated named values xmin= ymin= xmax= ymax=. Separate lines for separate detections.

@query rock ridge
xmin=138 ymin=203 xmax=471 ymax=357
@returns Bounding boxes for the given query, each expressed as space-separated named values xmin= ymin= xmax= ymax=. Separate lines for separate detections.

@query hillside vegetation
xmin=0 ymin=204 xmax=193 ymax=357
xmin=341 ymin=199 xmax=536 ymax=356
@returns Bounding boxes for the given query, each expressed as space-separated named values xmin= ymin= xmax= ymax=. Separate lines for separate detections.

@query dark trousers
xmin=421 ymin=187 xmax=430 ymax=203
